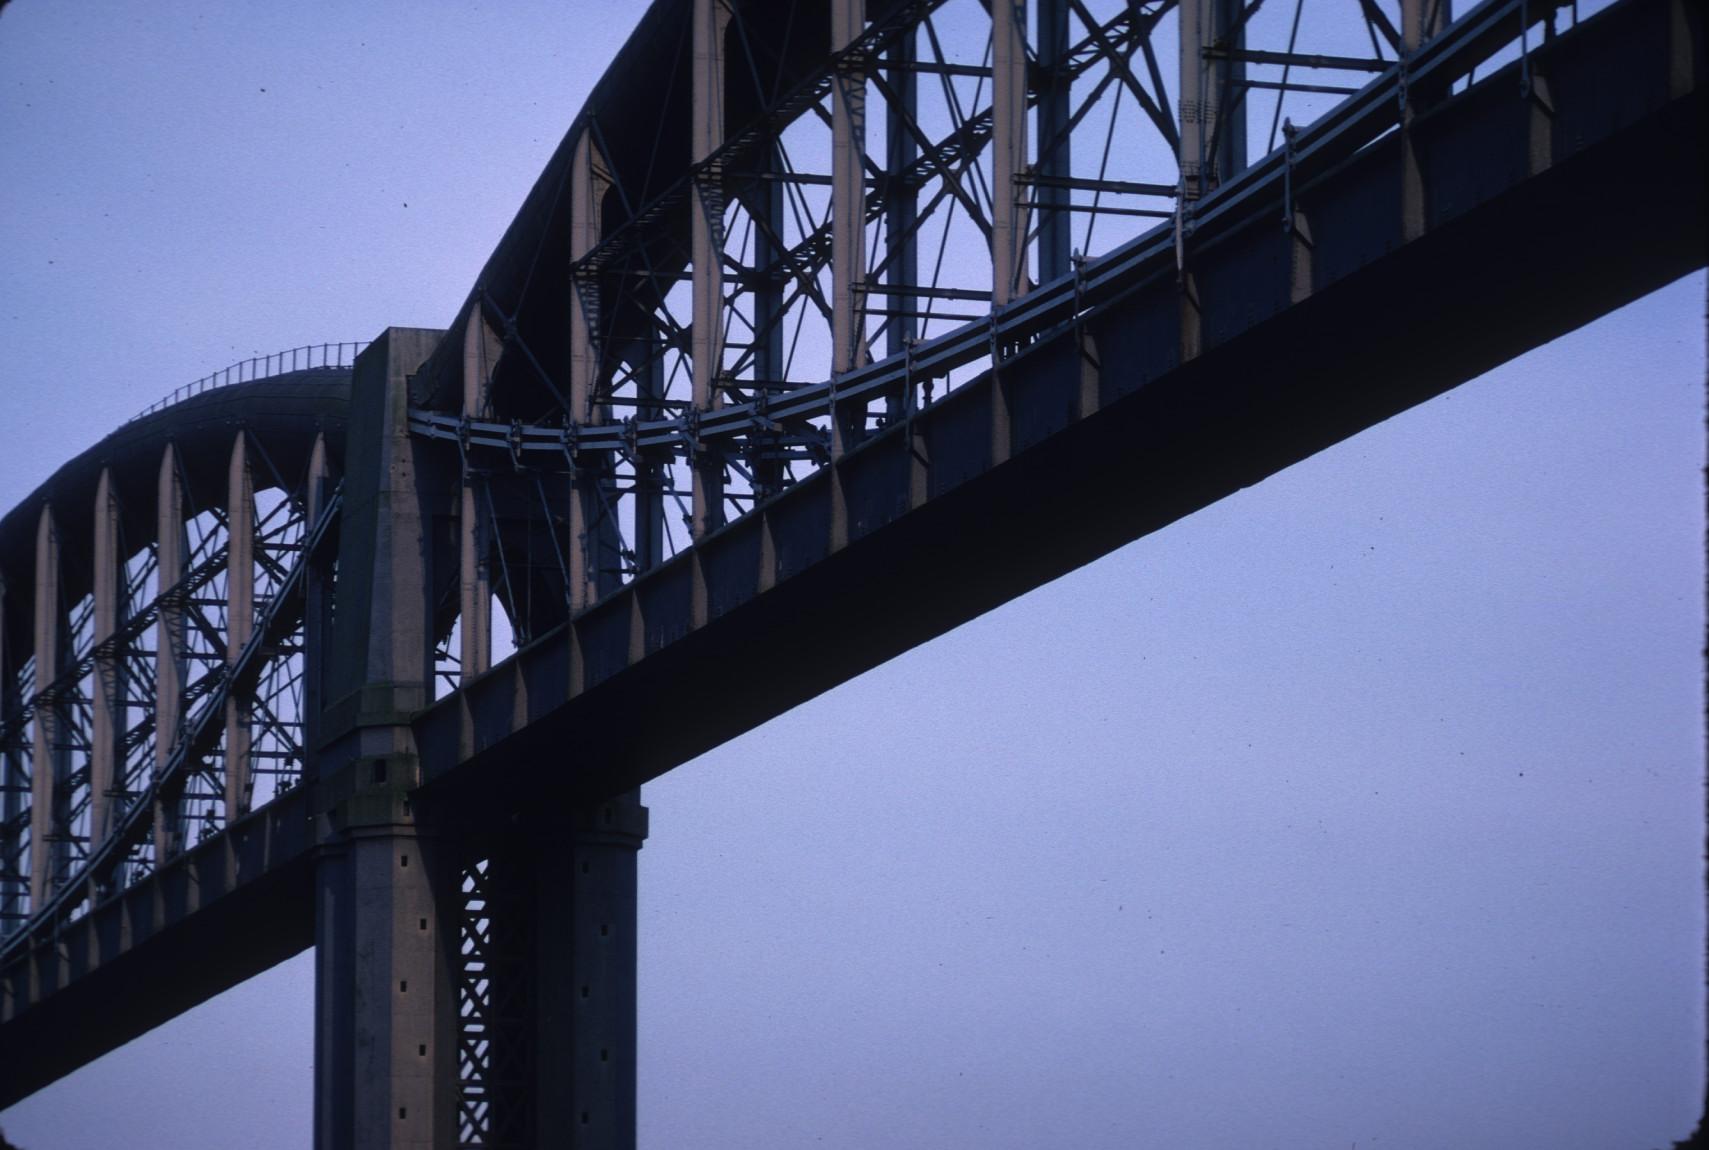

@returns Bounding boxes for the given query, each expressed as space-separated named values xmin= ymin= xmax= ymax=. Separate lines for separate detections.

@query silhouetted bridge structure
xmin=0 ymin=0 xmax=1701 ymax=1144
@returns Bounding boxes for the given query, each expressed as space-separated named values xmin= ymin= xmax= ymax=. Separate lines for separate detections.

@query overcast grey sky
xmin=0 ymin=2 xmax=1703 ymax=1147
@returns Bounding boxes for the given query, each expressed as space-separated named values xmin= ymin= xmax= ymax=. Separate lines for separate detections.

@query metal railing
xmin=129 ymin=341 xmax=369 ymax=423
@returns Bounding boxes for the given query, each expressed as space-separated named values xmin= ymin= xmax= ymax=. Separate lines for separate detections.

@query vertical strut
xmin=29 ymin=504 xmax=59 ymax=907
xmin=89 ymin=469 xmax=121 ymax=852
xmin=691 ymin=0 xmax=731 ymax=539
xmin=224 ymin=432 xmax=254 ymax=822
xmin=461 ymin=309 xmax=496 ymax=675
xmin=831 ymin=0 xmax=869 ymax=385
xmin=1400 ymin=0 xmax=1450 ymax=239
xmin=992 ymin=0 xmax=1029 ymax=307
xmin=303 ymin=433 xmax=331 ymax=761
xmin=1179 ymin=0 xmax=1246 ymax=201
xmin=1036 ymin=0 xmax=1073 ymax=283
xmin=570 ymin=127 xmax=613 ymax=608
xmin=750 ymin=142 xmax=787 ymax=500
xmin=154 ymin=444 xmax=186 ymax=862
xmin=884 ymin=25 xmax=919 ymax=364
xmin=0 ymin=571 xmax=19 ymax=927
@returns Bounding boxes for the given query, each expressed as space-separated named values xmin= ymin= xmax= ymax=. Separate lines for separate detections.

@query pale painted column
xmin=154 ymin=444 xmax=186 ymax=861
xmin=224 ymin=432 xmax=255 ymax=822
xmin=690 ymin=0 xmax=731 ymax=539
xmin=29 ymin=504 xmax=59 ymax=907
xmin=460 ymin=310 xmax=496 ymax=678
xmin=831 ymin=0 xmax=869 ymax=383
xmin=303 ymin=433 xmax=332 ymax=760
xmin=570 ymin=127 xmax=613 ymax=609
xmin=89 ymin=469 xmax=121 ymax=849
xmin=991 ymin=0 xmax=1029 ymax=307
xmin=0 ymin=570 xmax=20 ymax=925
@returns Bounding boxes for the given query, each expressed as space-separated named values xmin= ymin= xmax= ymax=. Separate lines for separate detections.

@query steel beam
xmin=570 ymin=128 xmax=612 ymax=609
xmin=154 ymin=444 xmax=185 ymax=862
xmin=884 ymin=27 xmax=919 ymax=363
xmin=303 ymin=434 xmax=332 ymax=763
xmin=1179 ymin=0 xmax=1247 ymax=201
xmin=832 ymin=0 xmax=869 ymax=377
xmin=29 ymin=504 xmax=59 ymax=908
xmin=0 ymin=571 xmax=18 ymax=927
xmin=224 ymin=432 xmax=254 ymax=822
xmin=89 ymin=469 xmax=121 ymax=850
xmin=1400 ymin=0 xmax=1450 ymax=239
xmin=1036 ymin=0 xmax=1074 ymax=284
xmin=992 ymin=0 xmax=1030 ymax=306
xmin=460 ymin=310 xmax=497 ymax=678
xmin=691 ymin=0 xmax=731 ymax=539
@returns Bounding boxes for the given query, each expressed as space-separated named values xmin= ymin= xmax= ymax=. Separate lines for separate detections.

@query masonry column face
xmin=314 ymin=328 xmax=460 ymax=1150
xmin=533 ymin=792 xmax=649 ymax=1150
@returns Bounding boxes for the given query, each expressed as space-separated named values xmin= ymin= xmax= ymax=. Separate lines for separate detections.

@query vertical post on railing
xmin=690 ymin=0 xmax=731 ymax=541
xmin=992 ymin=0 xmax=1029 ymax=307
xmin=89 ymin=470 xmax=122 ymax=855
xmin=224 ymin=432 xmax=254 ymax=822
xmin=569 ymin=126 xmax=613 ymax=610
xmin=29 ymin=504 xmax=61 ymax=907
xmin=154 ymin=444 xmax=185 ymax=862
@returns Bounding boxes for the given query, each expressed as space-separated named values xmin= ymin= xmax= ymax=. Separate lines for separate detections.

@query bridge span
xmin=1 ymin=0 xmax=1702 ymax=1144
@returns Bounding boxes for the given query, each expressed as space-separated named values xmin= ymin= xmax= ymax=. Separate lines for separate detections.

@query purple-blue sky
xmin=1 ymin=2 xmax=1703 ymax=1147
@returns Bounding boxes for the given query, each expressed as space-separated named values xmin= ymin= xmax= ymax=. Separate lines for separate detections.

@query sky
xmin=0 ymin=2 xmax=1703 ymax=1148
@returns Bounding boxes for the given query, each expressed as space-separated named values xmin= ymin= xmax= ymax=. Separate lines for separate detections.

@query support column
xmin=154 ymin=444 xmax=186 ymax=862
xmin=315 ymin=327 xmax=459 ymax=1150
xmin=89 ymin=469 xmax=122 ymax=850
xmin=1036 ymin=0 xmax=1073 ymax=283
xmin=225 ymin=432 xmax=255 ymax=822
xmin=627 ymin=344 xmax=667 ymax=575
xmin=992 ymin=0 xmax=1029 ymax=306
xmin=691 ymin=0 xmax=731 ymax=539
xmin=0 ymin=572 xmax=22 ymax=925
xmin=1179 ymin=0 xmax=1246 ymax=202
xmin=884 ymin=27 xmax=919 ymax=363
xmin=570 ymin=128 xmax=613 ymax=608
xmin=460 ymin=310 xmax=496 ymax=676
xmin=533 ymin=793 xmax=649 ymax=1148
xmin=1400 ymin=0 xmax=1449 ymax=240
xmin=29 ymin=504 xmax=59 ymax=907
xmin=303 ymin=434 xmax=332 ymax=761
xmin=749 ymin=143 xmax=787 ymax=500
xmin=830 ymin=0 xmax=869 ymax=552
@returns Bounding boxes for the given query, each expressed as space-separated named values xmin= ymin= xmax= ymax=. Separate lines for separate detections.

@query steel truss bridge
xmin=0 ymin=0 xmax=1701 ymax=1144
